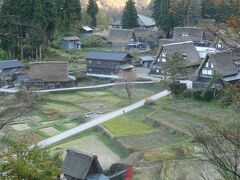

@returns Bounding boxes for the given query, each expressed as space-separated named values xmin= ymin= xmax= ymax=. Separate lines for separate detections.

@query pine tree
xmin=121 ymin=0 xmax=139 ymax=29
xmin=87 ymin=0 xmax=99 ymax=27
xmin=64 ymin=0 xmax=81 ymax=29
xmin=152 ymin=0 xmax=172 ymax=37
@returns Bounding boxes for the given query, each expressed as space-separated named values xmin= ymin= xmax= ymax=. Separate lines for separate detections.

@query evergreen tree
xmin=87 ymin=0 xmax=99 ymax=27
xmin=121 ymin=0 xmax=139 ymax=29
xmin=152 ymin=0 xmax=172 ymax=37
xmin=63 ymin=0 xmax=81 ymax=29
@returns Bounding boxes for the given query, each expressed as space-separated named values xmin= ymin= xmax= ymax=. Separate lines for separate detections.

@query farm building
xmin=107 ymin=29 xmax=137 ymax=48
xmin=85 ymin=51 xmax=134 ymax=78
xmin=0 ymin=59 xmax=23 ymax=82
xmin=140 ymin=56 xmax=155 ymax=68
xmin=29 ymin=61 xmax=69 ymax=82
xmin=61 ymin=148 xmax=107 ymax=180
xmin=26 ymin=61 xmax=76 ymax=89
xmin=193 ymin=51 xmax=240 ymax=89
xmin=111 ymin=14 xmax=156 ymax=29
xmin=61 ymin=36 xmax=81 ymax=50
xmin=151 ymin=41 xmax=201 ymax=78
xmin=80 ymin=26 xmax=93 ymax=37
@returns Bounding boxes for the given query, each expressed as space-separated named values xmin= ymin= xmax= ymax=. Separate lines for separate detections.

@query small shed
xmin=80 ymin=26 xmax=93 ymax=37
xmin=0 ymin=59 xmax=23 ymax=81
xmin=62 ymin=36 xmax=81 ymax=50
xmin=140 ymin=56 xmax=155 ymax=67
xmin=61 ymin=148 xmax=104 ymax=180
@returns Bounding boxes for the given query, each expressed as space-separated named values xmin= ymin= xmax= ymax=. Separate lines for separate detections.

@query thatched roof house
xmin=195 ymin=51 xmax=240 ymax=82
xmin=107 ymin=29 xmax=137 ymax=47
xmin=151 ymin=41 xmax=201 ymax=76
xmin=173 ymin=27 xmax=204 ymax=43
xmin=29 ymin=61 xmax=69 ymax=82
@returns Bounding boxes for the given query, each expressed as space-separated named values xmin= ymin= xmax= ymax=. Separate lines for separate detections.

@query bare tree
xmin=0 ymin=91 xmax=41 ymax=131
xmin=118 ymin=69 xmax=137 ymax=102
xmin=190 ymin=119 xmax=240 ymax=180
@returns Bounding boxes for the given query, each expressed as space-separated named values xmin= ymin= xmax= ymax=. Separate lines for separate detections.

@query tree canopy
xmin=122 ymin=0 xmax=139 ymax=29
xmin=87 ymin=0 xmax=99 ymax=27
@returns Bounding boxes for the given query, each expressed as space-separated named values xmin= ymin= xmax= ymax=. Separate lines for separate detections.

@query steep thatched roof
xmin=196 ymin=51 xmax=240 ymax=78
xmin=107 ymin=28 xmax=136 ymax=45
xmin=173 ymin=27 xmax=204 ymax=42
xmin=153 ymin=41 xmax=201 ymax=68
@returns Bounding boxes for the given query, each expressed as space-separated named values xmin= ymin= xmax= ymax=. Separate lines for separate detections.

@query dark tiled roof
xmin=173 ymin=27 xmax=204 ymax=42
xmin=111 ymin=14 xmax=156 ymax=27
xmin=196 ymin=51 xmax=240 ymax=77
xmin=62 ymin=36 xmax=80 ymax=41
xmin=61 ymin=148 xmax=103 ymax=179
xmin=0 ymin=59 xmax=23 ymax=69
xmin=162 ymin=41 xmax=201 ymax=67
xmin=137 ymin=14 xmax=156 ymax=27
xmin=85 ymin=51 xmax=132 ymax=61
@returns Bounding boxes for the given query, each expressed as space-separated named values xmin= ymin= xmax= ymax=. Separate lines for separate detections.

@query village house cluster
xmin=0 ymin=15 xmax=239 ymax=91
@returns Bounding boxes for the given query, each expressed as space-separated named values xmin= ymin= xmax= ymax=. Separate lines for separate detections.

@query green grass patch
xmin=103 ymin=116 xmax=156 ymax=137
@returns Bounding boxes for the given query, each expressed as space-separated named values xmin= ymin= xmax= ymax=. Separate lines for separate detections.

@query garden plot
xmin=150 ymin=109 xmax=206 ymax=133
xmin=64 ymin=123 xmax=78 ymax=129
xmin=103 ymin=116 xmax=156 ymax=137
xmin=117 ymin=129 xmax=187 ymax=151
xmin=11 ymin=124 xmax=31 ymax=131
xmin=51 ymin=135 xmax=120 ymax=169
xmin=40 ymin=127 xmax=61 ymax=137
xmin=41 ymin=121 xmax=57 ymax=125
xmin=163 ymin=98 xmax=235 ymax=121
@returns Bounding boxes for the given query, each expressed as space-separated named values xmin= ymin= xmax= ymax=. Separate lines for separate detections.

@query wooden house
xmin=80 ymin=26 xmax=93 ymax=37
xmin=193 ymin=51 xmax=240 ymax=89
xmin=140 ymin=56 xmax=155 ymax=68
xmin=61 ymin=36 xmax=81 ymax=50
xmin=150 ymin=41 xmax=201 ymax=78
xmin=85 ymin=51 xmax=134 ymax=79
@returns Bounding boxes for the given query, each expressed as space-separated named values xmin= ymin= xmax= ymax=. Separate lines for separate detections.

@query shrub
xmin=144 ymin=99 xmax=156 ymax=106
xmin=191 ymin=91 xmax=202 ymax=100
xmin=201 ymin=89 xmax=214 ymax=101
xmin=82 ymin=35 xmax=107 ymax=48
xmin=169 ymin=81 xmax=187 ymax=96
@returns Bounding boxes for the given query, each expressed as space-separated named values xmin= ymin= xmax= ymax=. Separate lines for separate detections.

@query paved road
xmin=37 ymin=90 xmax=170 ymax=148
xmin=0 ymin=81 xmax=159 ymax=94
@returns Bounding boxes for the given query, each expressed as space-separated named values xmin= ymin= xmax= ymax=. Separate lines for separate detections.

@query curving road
xmin=37 ymin=90 xmax=170 ymax=148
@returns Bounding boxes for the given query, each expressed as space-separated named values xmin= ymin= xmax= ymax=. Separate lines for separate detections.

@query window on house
xmin=202 ymin=69 xmax=213 ymax=75
xmin=211 ymin=63 xmax=214 ymax=68
xmin=156 ymin=69 xmax=160 ymax=73
xmin=97 ymin=61 xmax=101 ymax=64
xmin=162 ymin=58 xmax=166 ymax=62
xmin=205 ymin=62 xmax=209 ymax=68
xmin=181 ymin=32 xmax=189 ymax=37
xmin=89 ymin=68 xmax=92 ymax=72
xmin=89 ymin=60 xmax=92 ymax=64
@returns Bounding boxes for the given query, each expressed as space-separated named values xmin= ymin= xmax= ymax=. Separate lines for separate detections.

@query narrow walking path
xmin=37 ymin=90 xmax=170 ymax=148
xmin=0 ymin=81 xmax=159 ymax=93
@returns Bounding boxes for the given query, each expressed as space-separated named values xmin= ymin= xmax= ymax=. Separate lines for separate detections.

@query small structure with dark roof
xmin=85 ymin=51 xmax=134 ymax=78
xmin=194 ymin=51 xmax=240 ymax=89
xmin=61 ymin=148 xmax=105 ymax=180
xmin=61 ymin=36 xmax=81 ymax=50
xmin=107 ymin=29 xmax=137 ymax=48
xmin=80 ymin=26 xmax=93 ymax=37
xmin=0 ymin=59 xmax=23 ymax=81
xmin=150 ymin=41 xmax=201 ymax=77
xmin=140 ymin=56 xmax=155 ymax=68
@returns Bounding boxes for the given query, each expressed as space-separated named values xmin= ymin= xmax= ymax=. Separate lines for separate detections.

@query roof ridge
xmin=163 ymin=41 xmax=193 ymax=47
